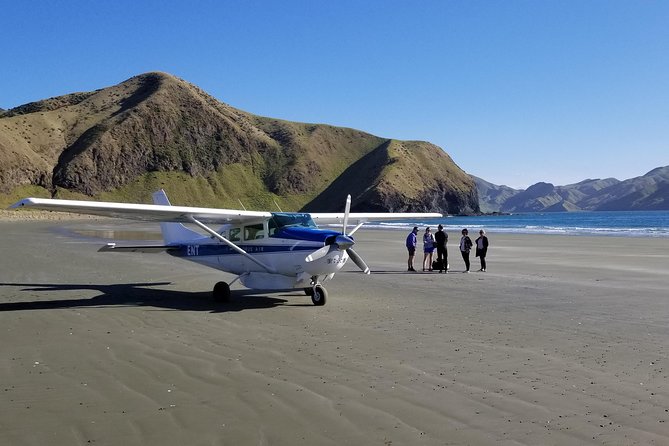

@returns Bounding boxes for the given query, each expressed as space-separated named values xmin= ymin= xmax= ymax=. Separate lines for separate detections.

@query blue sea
xmin=369 ymin=211 xmax=669 ymax=238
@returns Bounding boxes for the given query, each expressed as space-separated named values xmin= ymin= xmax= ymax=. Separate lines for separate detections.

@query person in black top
xmin=434 ymin=224 xmax=448 ymax=273
xmin=459 ymin=228 xmax=473 ymax=273
xmin=475 ymin=229 xmax=489 ymax=272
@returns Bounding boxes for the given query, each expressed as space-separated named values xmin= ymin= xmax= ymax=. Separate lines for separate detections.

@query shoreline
xmin=2 ymin=209 xmax=669 ymax=239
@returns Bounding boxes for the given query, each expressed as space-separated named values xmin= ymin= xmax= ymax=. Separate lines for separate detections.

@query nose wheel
xmin=304 ymin=284 xmax=327 ymax=306
xmin=213 ymin=281 xmax=231 ymax=302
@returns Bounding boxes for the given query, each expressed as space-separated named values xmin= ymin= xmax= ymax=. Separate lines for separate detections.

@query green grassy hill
xmin=1 ymin=72 xmax=479 ymax=213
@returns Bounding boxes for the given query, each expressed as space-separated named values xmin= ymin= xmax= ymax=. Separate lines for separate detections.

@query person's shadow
xmin=0 ymin=282 xmax=310 ymax=313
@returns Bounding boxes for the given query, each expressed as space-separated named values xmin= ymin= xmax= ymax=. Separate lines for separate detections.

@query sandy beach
xmin=1 ymin=220 xmax=668 ymax=445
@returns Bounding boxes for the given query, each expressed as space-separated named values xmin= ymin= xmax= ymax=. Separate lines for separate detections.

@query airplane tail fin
xmin=152 ymin=190 xmax=203 ymax=244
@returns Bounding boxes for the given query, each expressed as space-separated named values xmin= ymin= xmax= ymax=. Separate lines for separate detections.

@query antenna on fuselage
xmin=273 ymin=198 xmax=283 ymax=212
xmin=238 ymin=199 xmax=247 ymax=211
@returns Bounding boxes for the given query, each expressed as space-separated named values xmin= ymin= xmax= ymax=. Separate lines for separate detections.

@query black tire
xmin=304 ymin=287 xmax=314 ymax=296
xmin=213 ymin=281 xmax=231 ymax=302
xmin=311 ymin=285 xmax=327 ymax=306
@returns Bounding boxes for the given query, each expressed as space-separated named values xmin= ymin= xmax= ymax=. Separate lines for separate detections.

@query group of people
xmin=406 ymin=226 xmax=489 ymax=273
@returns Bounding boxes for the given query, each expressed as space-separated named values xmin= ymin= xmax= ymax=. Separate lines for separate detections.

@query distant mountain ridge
xmin=476 ymin=166 xmax=669 ymax=212
xmin=0 ymin=72 xmax=479 ymax=213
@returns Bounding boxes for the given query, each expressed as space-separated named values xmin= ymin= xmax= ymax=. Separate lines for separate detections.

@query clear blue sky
xmin=2 ymin=1 xmax=667 ymax=188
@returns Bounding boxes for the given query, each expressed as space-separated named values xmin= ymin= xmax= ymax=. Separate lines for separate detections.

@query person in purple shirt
xmin=406 ymin=226 xmax=419 ymax=272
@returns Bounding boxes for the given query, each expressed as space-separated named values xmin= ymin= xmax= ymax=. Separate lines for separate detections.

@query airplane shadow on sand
xmin=0 ymin=282 xmax=314 ymax=313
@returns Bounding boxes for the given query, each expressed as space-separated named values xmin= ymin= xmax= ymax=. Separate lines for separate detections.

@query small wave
xmin=331 ymin=211 xmax=669 ymax=238
xmin=358 ymin=223 xmax=669 ymax=237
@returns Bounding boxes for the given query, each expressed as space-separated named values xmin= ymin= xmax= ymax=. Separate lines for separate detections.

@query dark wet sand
xmin=1 ymin=220 xmax=668 ymax=445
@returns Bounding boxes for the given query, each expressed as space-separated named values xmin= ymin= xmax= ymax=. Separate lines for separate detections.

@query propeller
xmin=305 ymin=194 xmax=370 ymax=274
xmin=347 ymin=246 xmax=370 ymax=274
xmin=305 ymin=245 xmax=330 ymax=263
xmin=342 ymin=194 xmax=350 ymax=235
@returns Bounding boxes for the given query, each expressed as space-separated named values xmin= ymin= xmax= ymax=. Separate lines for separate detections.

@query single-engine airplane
xmin=10 ymin=190 xmax=441 ymax=306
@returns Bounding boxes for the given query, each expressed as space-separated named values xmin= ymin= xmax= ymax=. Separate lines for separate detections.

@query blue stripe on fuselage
xmin=168 ymin=244 xmax=315 ymax=258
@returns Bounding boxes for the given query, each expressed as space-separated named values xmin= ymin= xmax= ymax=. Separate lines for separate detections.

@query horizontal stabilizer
xmin=98 ymin=243 xmax=175 ymax=253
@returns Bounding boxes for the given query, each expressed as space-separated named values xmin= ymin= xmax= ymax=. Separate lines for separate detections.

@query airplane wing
xmin=10 ymin=197 xmax=442 ymax=225
xmin=9 ymin=197 xmax=272 ymax=224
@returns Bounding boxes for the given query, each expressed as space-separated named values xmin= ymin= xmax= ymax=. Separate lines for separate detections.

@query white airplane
xmin=10 ymin=190 xmax=441 ymax=306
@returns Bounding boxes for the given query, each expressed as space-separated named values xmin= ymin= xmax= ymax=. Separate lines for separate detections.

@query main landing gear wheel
xmin=310 ymin=285 xmax=327 ymax=306
xmin=213 ymin=281 xmax=231 ymax=302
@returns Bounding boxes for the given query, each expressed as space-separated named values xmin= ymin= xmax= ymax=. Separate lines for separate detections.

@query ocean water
xmin=368 ymin=211 xmax=669 ymax=238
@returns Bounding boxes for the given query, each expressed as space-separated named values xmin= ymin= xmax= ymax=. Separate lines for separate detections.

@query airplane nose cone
xmin=335 ymin=234 xmax=354 ymax=250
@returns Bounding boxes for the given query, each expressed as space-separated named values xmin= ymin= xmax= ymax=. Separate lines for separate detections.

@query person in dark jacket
xmin=459 ymin=228 xmax=473 ymax=273
xmin=475 ymin=229 xmax=489 ymax=272
xmin=434 ymin=224 xmax=449 ymax=273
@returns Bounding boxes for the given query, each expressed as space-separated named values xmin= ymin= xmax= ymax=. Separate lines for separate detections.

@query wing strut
xmin=187 ymin=216 xmax=276 ymax=274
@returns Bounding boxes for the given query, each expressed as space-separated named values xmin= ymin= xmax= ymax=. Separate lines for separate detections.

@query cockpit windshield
xmin=269 ymin=212 xmax=317 ymax=232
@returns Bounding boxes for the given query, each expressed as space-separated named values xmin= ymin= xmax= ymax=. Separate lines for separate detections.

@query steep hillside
xmin=473 ymin=176 xmax=520 ymax=213
xmin=587 ymin=167 xmax=669 ymax=211
xmin=501 ymin=182 xmax=564 ymax=212
xmin=554 ymin=178 xmax=620 ymax=207
xmin=0 ymin=72 xmax=478 ymax=213
xmin=305 ymin=140 xmax=478 ymax=213
xmin=477 ymin=168 xmax=668 ymax=212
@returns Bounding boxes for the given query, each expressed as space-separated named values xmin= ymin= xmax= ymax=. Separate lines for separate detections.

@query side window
xmin=268 ymin=218 xmax=277 ymax=237
xmin=229 ymin=227 xmax=241 ymax=242
xmin=244 ymin=224 xmax=264 ymax=240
